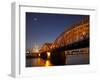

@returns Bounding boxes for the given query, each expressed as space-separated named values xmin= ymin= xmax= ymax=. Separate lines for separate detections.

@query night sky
xmin=26 ymin=12 xmax=88 ymax=49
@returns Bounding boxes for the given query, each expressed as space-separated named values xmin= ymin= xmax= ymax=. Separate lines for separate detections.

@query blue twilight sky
xmin=26 ymin=12 xmax=89 ymax=49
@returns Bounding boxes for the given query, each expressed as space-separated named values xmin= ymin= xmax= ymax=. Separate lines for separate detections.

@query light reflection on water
xmin=26 ymin=54 xmax=89 ymax=67
xmin=45 ymin=60 xmax=53 ymax=66
xmin=26 ymin=58 xmax=53 ymax=67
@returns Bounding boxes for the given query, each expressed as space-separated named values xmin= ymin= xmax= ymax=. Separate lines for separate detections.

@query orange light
xmin=45 ymin=60 xmax=49 ymax=66
xmin=47 ymin=52 xmax=50 ymax=59
xmin=45 ymin=60 xmax=52 ymax=67
xmin=38 ymin=53 xmax=40 ymax=57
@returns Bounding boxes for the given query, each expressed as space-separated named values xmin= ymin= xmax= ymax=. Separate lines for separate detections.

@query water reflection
xmin=45 ymin=60 xmax=53 ymax=66
xmin=26 ymin=58 xmax=53 ymax=67
xmin=26 ymin=54 xmax=89 ymax=67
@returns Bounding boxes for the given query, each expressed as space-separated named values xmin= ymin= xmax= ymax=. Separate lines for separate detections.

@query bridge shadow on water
xmin=50 ymin=51 xmax=66 ymax=65
xmin=40 ymin=38 xmax=89 ymax=66
xmin=39 ymin=50 xmax=89 ymax=66
xmin=26 ymin=39 xmax=89 ymax=67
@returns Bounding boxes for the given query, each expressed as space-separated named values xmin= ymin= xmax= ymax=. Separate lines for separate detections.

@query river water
xmin=26 ymin=54 xmax=89 ymax=67
xmin=26 ymin=58 xmax=53 ymax=67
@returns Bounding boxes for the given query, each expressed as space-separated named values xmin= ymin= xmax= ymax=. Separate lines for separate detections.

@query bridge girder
xmin=41 ymin=18 xmax=89 ymax=53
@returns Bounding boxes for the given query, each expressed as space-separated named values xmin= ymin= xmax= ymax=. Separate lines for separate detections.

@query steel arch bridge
xmin=40 ymin=17 xmax=89 ymax=55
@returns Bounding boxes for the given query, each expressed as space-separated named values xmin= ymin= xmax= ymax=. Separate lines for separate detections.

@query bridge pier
xmin=50 ymin=50 xmax=66 ymax=65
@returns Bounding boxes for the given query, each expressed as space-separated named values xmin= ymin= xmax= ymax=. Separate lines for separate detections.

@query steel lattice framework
xmin=41 ymin=17 xmax=89 ymax=53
